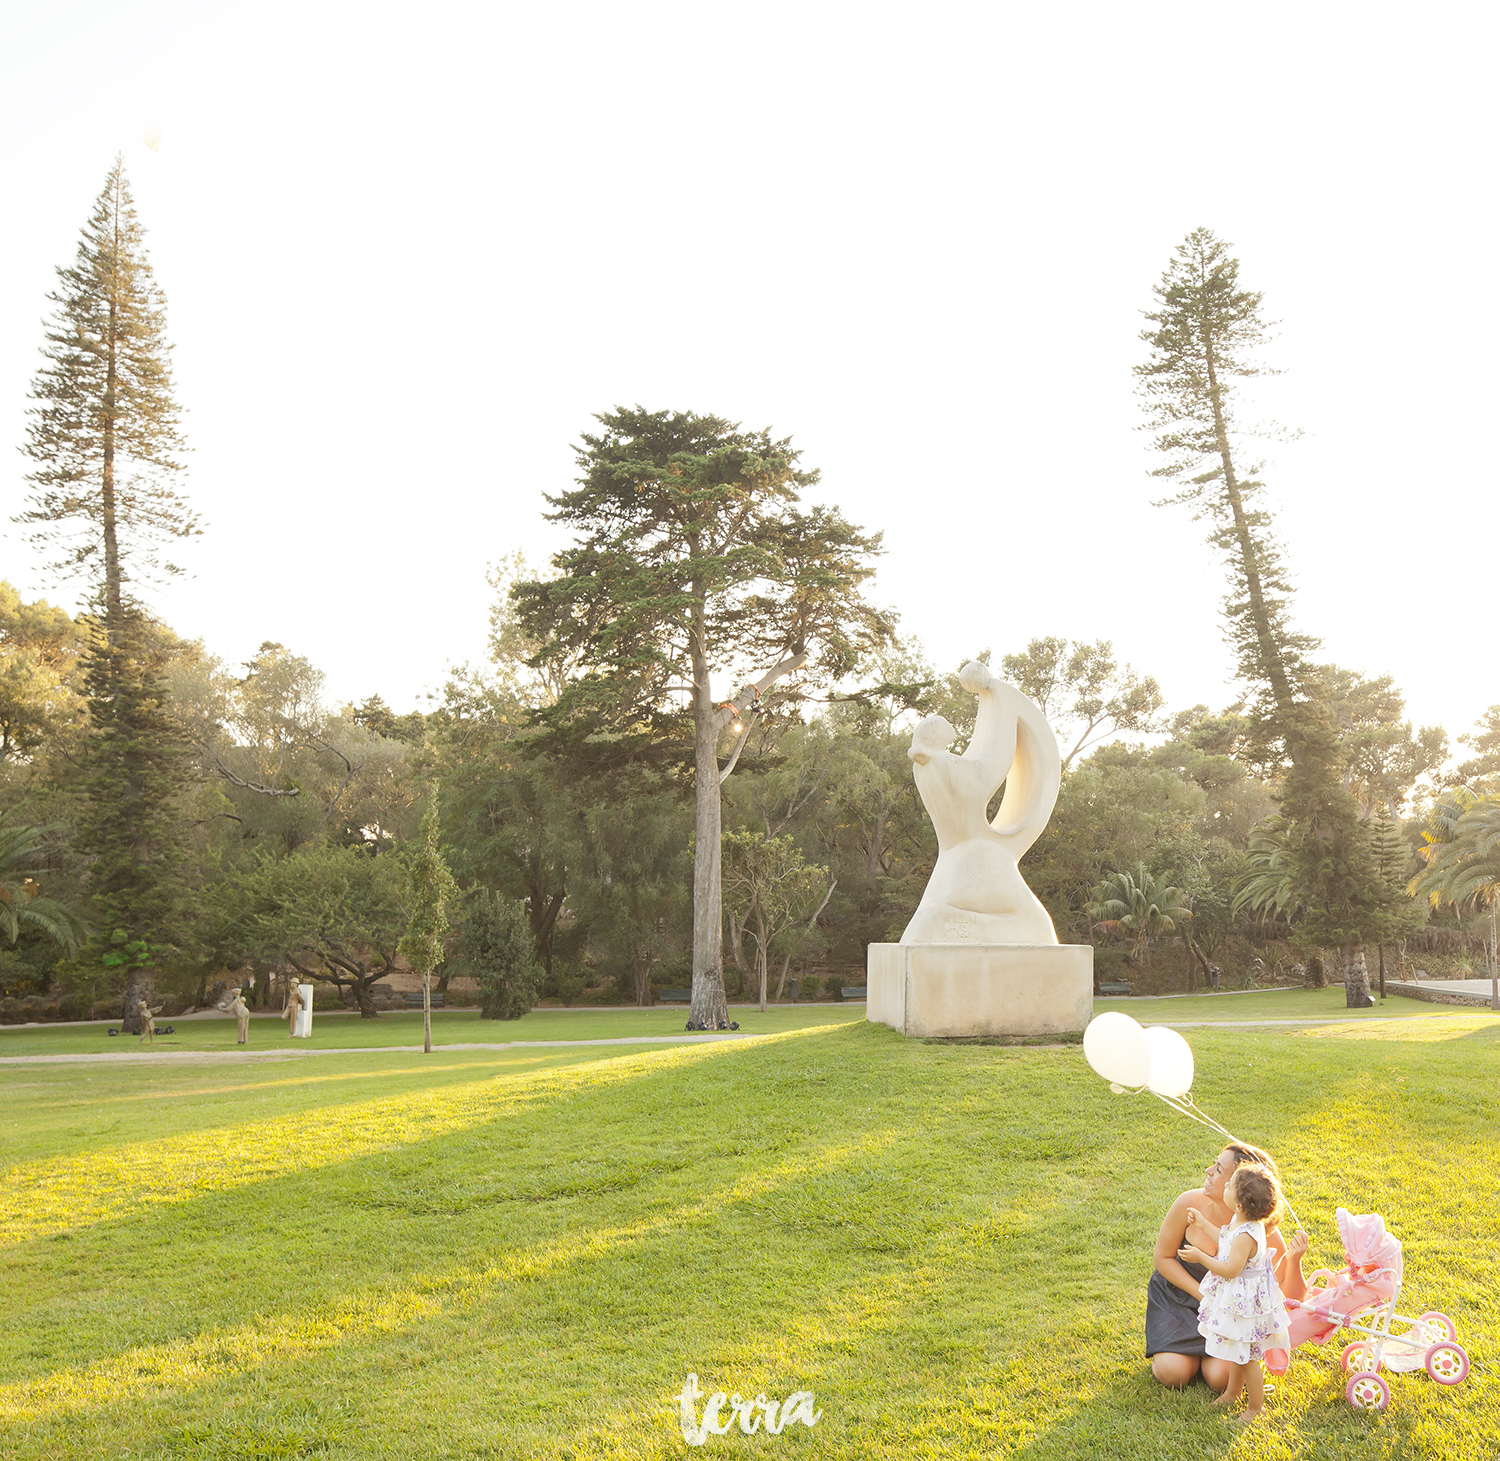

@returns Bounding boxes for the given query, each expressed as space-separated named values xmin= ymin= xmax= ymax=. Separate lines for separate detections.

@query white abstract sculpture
xmin=867 ymin=658 xmax=1092 ymax=1037
xmin=901 ymin=660 xmax=1060 ymax=946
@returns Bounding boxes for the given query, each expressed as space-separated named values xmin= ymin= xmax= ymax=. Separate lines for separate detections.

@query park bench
xmin=658 ymin=988 xmax=692 ymax=1003
xmin=841 ymin=986 xmax=867 ymax=1000
xmin=1097 ymin=981 xmax=1133 ymax=996
xmin=404 ymin=991 xmax=445 ymax=1009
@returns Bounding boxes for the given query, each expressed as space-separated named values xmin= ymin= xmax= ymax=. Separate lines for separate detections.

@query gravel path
xmin=0 ymin=1032 xmax=766 ymax=1065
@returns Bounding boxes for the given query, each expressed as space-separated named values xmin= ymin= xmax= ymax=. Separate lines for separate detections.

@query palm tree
xmin=0 ymin=811 xmax=89 ymax=957
xmin=1232 ymin=820 xmax=1303 ymax=930
xmin=1409 ymin=789 xmax=1500 ymax=1012
xmin=1087 ymin=862 xmax=1191 ymax=968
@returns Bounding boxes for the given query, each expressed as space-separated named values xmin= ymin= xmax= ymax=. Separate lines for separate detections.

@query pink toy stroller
xmin=1264 ymin=1207 xmax=1470 ymax=1411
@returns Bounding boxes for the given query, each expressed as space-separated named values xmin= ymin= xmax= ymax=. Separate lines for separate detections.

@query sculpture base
xmin=866 ymin=943 xmax=1093 ymax=1038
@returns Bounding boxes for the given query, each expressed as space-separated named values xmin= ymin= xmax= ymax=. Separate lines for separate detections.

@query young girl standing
xmin=1177 ymin=1163 xmax=1290 ymax=1422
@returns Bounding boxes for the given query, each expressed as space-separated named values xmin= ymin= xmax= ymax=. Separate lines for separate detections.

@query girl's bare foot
xmin=1237 ymin=1409 xmax=1264 ymax=1425
xmin=1209 ymin=1393 xmax=1239 ymax=1409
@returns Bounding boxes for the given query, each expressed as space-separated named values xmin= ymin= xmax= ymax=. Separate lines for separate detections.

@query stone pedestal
xmin=866 ymin=943 xmax=1093 ymax=1038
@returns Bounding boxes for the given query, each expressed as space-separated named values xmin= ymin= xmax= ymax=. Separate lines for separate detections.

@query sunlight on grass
xmin=0 ymin=1024 xmax=856 ymax=1249
xmin=0 ymin=1039 xmax=777 ymax=1249
xmin=1 ymin=1020 xmax=1493 ymax=1458
xmin=0 ymin=1129 xmax=895 ymax=1424
xmin=1296 ymin=1015 xmax=1500 ymax=1043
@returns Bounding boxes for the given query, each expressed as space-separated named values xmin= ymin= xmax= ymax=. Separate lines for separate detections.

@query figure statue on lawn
xmin=135 ymin=998 xmax=166 ymax=1045
xmin=900 ymin=659 xmax=1061 ymax=946
xmin=282 ymin=982 xmax=309 ymax=1037
xmin=228 ymin=988 xmax=250 ymax=1044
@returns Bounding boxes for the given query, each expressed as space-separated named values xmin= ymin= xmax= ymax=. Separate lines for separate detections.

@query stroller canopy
xmin=1337 ymin=1208 xmax=1404 ymax=1290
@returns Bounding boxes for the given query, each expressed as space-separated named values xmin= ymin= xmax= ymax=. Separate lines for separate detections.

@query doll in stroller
xmin=1264 ymin=1207 xmax=1469 ymax=1412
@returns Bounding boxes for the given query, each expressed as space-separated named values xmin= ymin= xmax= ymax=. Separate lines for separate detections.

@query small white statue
xmin=281 ymin=982 xmax=308 ymax=1037
xmin=901 ymin=660 xmax=1060 ymax=946
xmin=228 ymin=988 xmax=250 ymax=1044
xmin=135 ymin=998 xmax=166 ymax=1045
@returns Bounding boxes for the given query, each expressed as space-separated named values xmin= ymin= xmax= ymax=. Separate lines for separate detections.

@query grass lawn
xmin=1 ymin=1010 xmax=1495 ymax=1458
xmin=1093 ymin=985 xmax=1477 ymax=1025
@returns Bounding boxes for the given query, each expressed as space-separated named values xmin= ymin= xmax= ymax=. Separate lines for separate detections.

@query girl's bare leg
xmin=1241 ymin=1361 xmax=1265 ymax=1419
xmin=1209 ymin=1361 xmax=1245 ymax=1408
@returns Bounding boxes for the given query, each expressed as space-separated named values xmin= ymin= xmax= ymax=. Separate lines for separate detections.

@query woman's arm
xmin=1180 ymin=1231 xmax=1254 ymax=1280
xmin=1153 ymin=1195 xmax=1206 ymax=1299
xmin=1275 ymin=1229 xmax=1309 ymax=1301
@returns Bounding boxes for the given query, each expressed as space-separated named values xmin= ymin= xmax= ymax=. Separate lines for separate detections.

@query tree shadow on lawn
xmin=1002 ymin=1361 xmax=1455 ymax=1461
xmin=5 ymin=1023 xmax=1494 ymax=1458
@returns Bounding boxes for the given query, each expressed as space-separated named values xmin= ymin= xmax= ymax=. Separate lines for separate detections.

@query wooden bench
xmin=841 ymin=986 xmax=868 ymax=1000
xmin=658 ymin=988 xmax=692 ymax=1003
xmin=404 ymin=991 xmax=445 ymax=1009
xmin=1097 ymin=981 xmax=1133 ymax=996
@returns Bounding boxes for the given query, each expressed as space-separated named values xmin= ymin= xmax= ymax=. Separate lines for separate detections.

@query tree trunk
xmin=354 ymin=978 xmax=380 ymax=1018
xmin=422 ymin=969 xmax=432 ymax=1054
xmin=1377 ymin=942 xmax=1386 ymax=1002
xmin=690 ymin=702 xmax=728 ymax=1029
xmin=1490 ymin=900 xmax=1498 ymax=1014
xmin=1202 ymin=334 xmax=1293 ymax=714
xmin=632 ymin=951 xmax=653 ymax=1007
xmin=121 ymin=968 xmax=152 ymax=1033
xmin=1305 ymin=952 xmax=1327 ymax=988
xmin=1181 ymin=929 xmax=1196 ymax=992
xmin=1342 ymin=941 xmax=1374 ymax=1008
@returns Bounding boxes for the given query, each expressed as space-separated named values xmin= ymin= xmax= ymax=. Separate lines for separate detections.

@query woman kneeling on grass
xmin=1146 ymin=1143 xmax=1307 ymax=1393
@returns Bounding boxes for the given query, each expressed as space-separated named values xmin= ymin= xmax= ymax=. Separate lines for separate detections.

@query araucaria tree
xmin=513 ymin=409 xmax=891 ymax=1029
xmin=17 ymin=156 xmax=200 ymax=631
xmin=16 ymin=157 xmax=201 ymax=1029
xmin=77 ymin=609 xmax=195 ymax=1028
xmin=1137 ymin=230 xmax=1414 ymax=1007
xmin=1135 ymin=227 xmax=1315 ymax=717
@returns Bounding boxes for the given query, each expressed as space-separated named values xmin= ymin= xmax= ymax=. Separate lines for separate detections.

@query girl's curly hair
xmin=1229 ymin=1163 xmax=1283 ymax=1225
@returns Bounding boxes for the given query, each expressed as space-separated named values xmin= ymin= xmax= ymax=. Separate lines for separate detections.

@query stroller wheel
xmin=1417 ymin=1311 xmax=1457 ymax=1344
xmin=1346 ymin=1371 xmax=1390 ymax=1412
xmin=1424 ymin=1342 xmax=1470 ymax=1386
xmin=1341 ymin=1341 xmax=1378 ymax=1374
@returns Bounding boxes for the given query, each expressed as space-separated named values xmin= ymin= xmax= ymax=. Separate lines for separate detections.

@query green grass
xmin=1 ymin=1012 xmax=1496 ymax=1457
xmin=1094 ymin=984 xmax=1477 ymax=1025
xmin=0 ymin=1004 xmax=868 ymax=1057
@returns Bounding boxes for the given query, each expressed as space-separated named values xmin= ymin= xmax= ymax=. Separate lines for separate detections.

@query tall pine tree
xmin=76 ymin=609 xmax=194 ymax=1027
xmin=17 ymin=158 xmax=201 ymax=1028
xmin=1137 ymin=231 xmax=1412 ymax=1007
xmin=18 ymin=157 xmax=199 ymax=626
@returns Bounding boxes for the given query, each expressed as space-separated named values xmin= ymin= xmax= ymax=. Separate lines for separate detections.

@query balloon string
xmin=1130 ymin=1088 xmax=1308 ymax=1235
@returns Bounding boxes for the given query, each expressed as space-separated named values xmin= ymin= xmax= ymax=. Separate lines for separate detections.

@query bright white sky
xmin=2 ymin=3 xmax=1495 ymax=758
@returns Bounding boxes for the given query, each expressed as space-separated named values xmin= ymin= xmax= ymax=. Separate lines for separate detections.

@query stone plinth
xmin=866 ymin=943 xmax=1093 ymax=1038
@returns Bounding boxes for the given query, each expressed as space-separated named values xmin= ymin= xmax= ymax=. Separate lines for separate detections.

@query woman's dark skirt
xmin=1145 ymin=1263 xmax=1208 ymax=1357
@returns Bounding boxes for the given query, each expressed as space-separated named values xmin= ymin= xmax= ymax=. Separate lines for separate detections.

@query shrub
xmin=799 ymin=975 xmax=823 ymax=1001
xmin=462 ymin=892 xmax=543 ymax=1020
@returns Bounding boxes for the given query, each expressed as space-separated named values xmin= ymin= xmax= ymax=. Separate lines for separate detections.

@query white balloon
xmin=1144 ymin=1025 xmax=1195 ymax=1098
xmin=1083 ymin=1012 xmax=1150 ymax=1088
xmin=144 ymin=128 xmax=165 ymax=152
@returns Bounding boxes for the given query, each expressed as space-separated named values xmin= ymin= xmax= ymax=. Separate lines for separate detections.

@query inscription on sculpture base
xmin=866 ymin=943 xmax=1093 ymax=1038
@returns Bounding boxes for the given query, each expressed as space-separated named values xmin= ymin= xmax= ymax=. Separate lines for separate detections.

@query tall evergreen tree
xmin=513 ymin=408 xmax=890 ymax=1030
xmin=76 ymin=609 xmax=194 ymax=1029
xmin=1135 ymin=228 xmax=1316 ymax=717
xmin=17 ymin=159 xmax=202 ymax=1028
xmin=17 ymin=155 xmax=199 ymax=632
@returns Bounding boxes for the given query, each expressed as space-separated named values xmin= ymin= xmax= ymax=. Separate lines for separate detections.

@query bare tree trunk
xmin=422 ymin=969 xmax=432 ymax=1054
xmin=1377 ymin=942 xmax=1386 ymax=1002
xmin=1490 ymin=901 xmax=1499 ymax=1014
xmin=1342 ymin=941 xmax=1373 ymax=1008
xmin=121 ymin=969 xmax=153 ymax=1033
